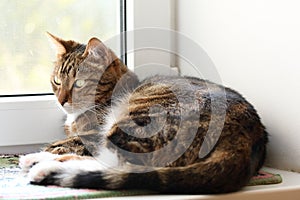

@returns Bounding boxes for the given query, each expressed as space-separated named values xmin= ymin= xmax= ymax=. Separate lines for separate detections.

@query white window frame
xmin=0 ymin=0 xmax=175 ymax=154
xmin=126 ymin=0 xmax=177 ymax=74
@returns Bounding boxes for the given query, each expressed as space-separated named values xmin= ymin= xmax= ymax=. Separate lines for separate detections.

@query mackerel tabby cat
xmin=19 ymin=33 xmax=268 ymax=194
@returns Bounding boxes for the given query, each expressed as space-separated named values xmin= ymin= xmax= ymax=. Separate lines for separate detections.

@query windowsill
xmin=99 ymin=167 xmax=300 ymax=200
xmin=0 ymin=95 xmax=66 ymax=148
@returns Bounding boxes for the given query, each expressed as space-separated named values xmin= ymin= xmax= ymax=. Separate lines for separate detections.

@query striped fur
xmin=21 ymin=34 xmax=268 ymax=194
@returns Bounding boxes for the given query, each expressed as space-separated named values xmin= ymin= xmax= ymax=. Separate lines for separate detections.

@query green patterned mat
xmin=0 ymin=156 xmax=282 ymax=199
xmin=0 ymin=156 xmax=155 ymax=199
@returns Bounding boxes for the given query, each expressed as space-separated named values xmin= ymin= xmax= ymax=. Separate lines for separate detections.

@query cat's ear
xmin=46 ymin=32 xmax=78 ymax=58
xmin=46 ymin=32 xmax=67 ymax=57
xmin=82 ymin=37 xmax=118 ymax=65
xmin=82 ymin=37 xmax=108 ymax=59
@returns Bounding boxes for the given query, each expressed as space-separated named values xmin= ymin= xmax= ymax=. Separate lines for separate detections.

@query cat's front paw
xmin=19 ymin=152 xmax=59 ymax=172
xmin=27 ymin=159 xmax=108 ymax=187
xmin=28 ymin=160 xmax=64 ymax=185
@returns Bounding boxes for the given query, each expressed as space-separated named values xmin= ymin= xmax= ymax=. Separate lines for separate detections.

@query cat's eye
xmin=74 ymin=79 xmax=85 ymax=88
xmin=53 ymin=76 xmax=61 ymax=85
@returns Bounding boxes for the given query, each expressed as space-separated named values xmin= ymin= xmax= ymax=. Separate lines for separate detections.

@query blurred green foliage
xmin=0 ymin=0 xmax=119 ymax=95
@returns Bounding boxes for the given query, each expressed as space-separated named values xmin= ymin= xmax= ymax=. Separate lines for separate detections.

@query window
xmin=0 ymin=0 xmax=124 ymax=153
xmin=0 ymin=0 xmax=173 ymax=154
xmin=0 ymin=0 xmax=121 ymax=96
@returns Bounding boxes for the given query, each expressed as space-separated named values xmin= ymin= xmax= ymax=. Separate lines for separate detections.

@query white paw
xmin=28 ymin=160 xmax=63 ymax=184
xmin=19 ymin=152 xmax=60 ymax=172
xmin=27 ymin=159 xmax=108 ymax=186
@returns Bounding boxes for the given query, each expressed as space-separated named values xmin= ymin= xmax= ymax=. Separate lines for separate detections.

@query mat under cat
xmin=0 ymin=155 xmax=283 ymax=200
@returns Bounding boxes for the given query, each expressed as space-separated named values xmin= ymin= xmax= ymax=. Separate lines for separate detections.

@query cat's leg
xmin=19 ymin=152 xmax=60 ymax=173
xmin=27 ymin=159 xmax=109 ymax=187
xmin=25 ymin=143 xmax=121 ymax=187
xmin=43 ymin=136 xmax=90 ymax=156
xmin=19 ymin=152 xmax=94 ymax=173
xmin=44 ymin=133 xmax=103 ymax=156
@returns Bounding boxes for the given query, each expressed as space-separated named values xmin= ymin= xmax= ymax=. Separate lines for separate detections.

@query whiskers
xmin=64 ymin=101 xmax=110 ymax=118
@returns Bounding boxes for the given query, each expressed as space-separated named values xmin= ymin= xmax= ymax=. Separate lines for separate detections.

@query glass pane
xmin=0 ymin=0 xmax=120 ymax=95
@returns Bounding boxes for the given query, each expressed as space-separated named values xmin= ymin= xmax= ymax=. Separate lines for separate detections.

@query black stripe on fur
xmin=72 ymin=171 xmax=109 ymax=189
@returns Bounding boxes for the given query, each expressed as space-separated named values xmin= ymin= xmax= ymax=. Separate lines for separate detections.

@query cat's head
xmin=47 ymin=32 xmax=122 ymax=114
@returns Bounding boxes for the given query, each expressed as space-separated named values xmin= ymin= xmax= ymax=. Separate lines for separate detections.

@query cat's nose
xmin=60 ymin=99 xmax=68 ymax=106
xmin=58 ymin=90 xmax=69 ymax=106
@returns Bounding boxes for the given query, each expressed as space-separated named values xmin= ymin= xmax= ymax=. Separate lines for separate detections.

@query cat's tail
xmin=31 ymin=147 xmax=261 ymax=194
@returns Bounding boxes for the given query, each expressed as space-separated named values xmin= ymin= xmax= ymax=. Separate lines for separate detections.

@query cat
xmin=19 ymin=33 xmax=268 ymax=194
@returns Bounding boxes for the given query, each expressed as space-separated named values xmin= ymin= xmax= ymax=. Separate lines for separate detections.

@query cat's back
xmin=112 ymin=75 xmax=267 ymax=168
xmin=131 ymin=74 xmax=266 ymax=142
xmin=137 ymin=75 xmax=249 ymax=106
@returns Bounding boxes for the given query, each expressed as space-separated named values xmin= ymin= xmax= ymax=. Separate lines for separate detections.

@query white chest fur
xmin=65 ymin=113 xmax=79 ymax=127
xmin=64 ymin=113 xmax=81 ymax=136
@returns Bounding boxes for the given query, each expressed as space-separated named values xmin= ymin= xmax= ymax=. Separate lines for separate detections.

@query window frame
xmin=0 ymin=0 xmax=174 ymax=154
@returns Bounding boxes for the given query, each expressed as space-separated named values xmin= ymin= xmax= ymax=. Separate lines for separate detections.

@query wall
xmin=176 ymin=0 xmax=300 ymax=172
